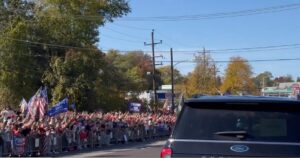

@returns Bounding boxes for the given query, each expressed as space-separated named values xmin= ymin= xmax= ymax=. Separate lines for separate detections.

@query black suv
xmin=161 ymin=96 xmax=300 ymax=157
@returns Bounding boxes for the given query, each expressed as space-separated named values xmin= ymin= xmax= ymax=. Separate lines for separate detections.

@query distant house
xmin=262 ymin=82 xmax=300 ymax=97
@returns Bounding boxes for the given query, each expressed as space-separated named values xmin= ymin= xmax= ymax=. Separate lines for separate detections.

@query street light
xmin=170 ymin=53 xmax=187 ymax=113
xmin=168 ymin=60 xmax=189 ymax=114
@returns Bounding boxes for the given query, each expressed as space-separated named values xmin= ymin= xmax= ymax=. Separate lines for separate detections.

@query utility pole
xmin=144 ymin=29 xmax=162 ymax=105
xmin=170 ymin=48 xmax=175 ymax=113
xmin=202 ymin=47 xmax=207 ymax=93
xmin=203 ymin=47 xmax=207 ymax=68
xmin=262 ymin=77 xmax=265 ymax=96
xmin=203 ymin=47 xmax=206 ymax=56
xmin=262 ymin=77 xmax=265 ymax=89
xmin=213 ymin=64 xmax=217 ymax=92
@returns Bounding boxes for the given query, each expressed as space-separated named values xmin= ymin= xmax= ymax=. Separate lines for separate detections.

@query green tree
xmin=105 ymin=50 xmax=153 ymax=93
xmin=158 ymin=65 xmax=183 ymax=85
xmin=253 ymin=71 xmax=274 ymax=89
xmin=0 ymin=0 xmax=43 ymax=109
xmin=252 ymin=71 xmax=274 ymax=95
xmin=43 ymin=50 xmax=125 ymax=111
xmin=221 ymin=57 xmax=255 ymax=95
xmin=0 ymin=0 xmax=130 ymax=109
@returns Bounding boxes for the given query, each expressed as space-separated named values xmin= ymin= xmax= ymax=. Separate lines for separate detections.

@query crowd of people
xmin=0 ymin=109 xmax=176 ymax=156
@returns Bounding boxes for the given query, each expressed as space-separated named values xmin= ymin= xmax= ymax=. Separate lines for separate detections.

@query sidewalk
xmin=55 ymin=138 xmax=167 ymax=157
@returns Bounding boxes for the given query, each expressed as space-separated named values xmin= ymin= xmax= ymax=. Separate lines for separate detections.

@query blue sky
xmin=98 ymin=0 xmax=300 ymax=79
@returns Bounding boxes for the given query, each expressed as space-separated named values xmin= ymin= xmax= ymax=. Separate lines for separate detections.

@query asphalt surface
xmin=59 ymin=140 xmax=166 ymax=158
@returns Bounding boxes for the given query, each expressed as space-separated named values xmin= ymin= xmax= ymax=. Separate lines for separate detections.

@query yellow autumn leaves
xmin=181 ymin=54 xmax=256 ymax=97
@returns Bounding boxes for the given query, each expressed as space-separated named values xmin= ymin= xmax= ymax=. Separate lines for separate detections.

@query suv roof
xmin=164 ymin=95 xmax=300 ymax=157
xmin=186 ymin=95 xmax=300 ymax=103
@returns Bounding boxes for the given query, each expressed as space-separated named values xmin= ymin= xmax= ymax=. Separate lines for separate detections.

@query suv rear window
xmin=173 ymin=103 xmax=300 ymax=142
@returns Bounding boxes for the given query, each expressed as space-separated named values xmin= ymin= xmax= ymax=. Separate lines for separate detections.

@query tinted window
xmin=173 ymin=104 xmax=300 ymax=142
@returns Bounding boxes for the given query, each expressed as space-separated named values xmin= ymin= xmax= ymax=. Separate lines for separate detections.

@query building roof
xmin=262 ymin=82 xmax=300 ymax=94
xmin=278 ymin=82 xmax=300 ymax=89
xmin=262 ymin=87 xmax=292 ymax=94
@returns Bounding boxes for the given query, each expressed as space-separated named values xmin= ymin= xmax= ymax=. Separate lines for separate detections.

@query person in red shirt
xmin=79 ymin=127 xmax=88 ymax=149
xmin=12 ymin=125 xmax=21 ymax=137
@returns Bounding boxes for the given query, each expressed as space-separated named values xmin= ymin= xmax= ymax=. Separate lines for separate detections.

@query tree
xmin=253 ymin=71 xmax=274 ymax=94
xmin=254 ymin=71 xmax=274 ymax=87
xmin=185 ymin=52 xmax=217 ymax=97
xmin=0 ymin=0 xmax=130 ymax=109
xmin=0 ymin=0 xmax=44 ymax=109
xmin=158 ymin=65 xmax=183 ymax=85
xmin=221 ymin=57 xmax=255 ymax=95
xmin=273 ymin=75 xmax=294 ymax=85
xmin=297 ymin=77 xmax=300 ymax=82
xmin=105 ymin=50 xmax=153 ymax=93
xmin=43 ymin=50 xmax=126 ymax=111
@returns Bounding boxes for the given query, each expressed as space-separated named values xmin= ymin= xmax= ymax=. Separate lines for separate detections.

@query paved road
xmin=60 ymin=140 xmax=165 ymax=158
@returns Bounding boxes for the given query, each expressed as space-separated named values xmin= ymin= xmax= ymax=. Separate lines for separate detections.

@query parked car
xmin=161 ymin=96 xmax=300 ymax=157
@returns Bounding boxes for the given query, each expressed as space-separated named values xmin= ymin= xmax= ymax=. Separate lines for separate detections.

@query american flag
xmin=40 ymin=86 xmax=49 ymax=119
xmin=26 ymin=87 xmax=41 ymax=120
xmin=27 ymin=87 xmax=48 ymax=120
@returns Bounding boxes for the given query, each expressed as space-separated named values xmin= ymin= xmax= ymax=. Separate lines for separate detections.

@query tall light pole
xmin=170 ymin=48 xmax=174 ymax=113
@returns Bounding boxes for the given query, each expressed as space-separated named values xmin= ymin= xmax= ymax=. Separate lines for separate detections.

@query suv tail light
xmin=160 ymin=148 xmax=172 ymax=158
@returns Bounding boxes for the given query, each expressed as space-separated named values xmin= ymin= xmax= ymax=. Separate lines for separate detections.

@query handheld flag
xmin=19 ymin=98 xmax=27 ymax=114
xmin=26 ymin=87 xmax=42 ymax=120
xmin=39 ymin=86 xmax=49 ymax=119
xmin=47 ymin=98 xmax=68 ymax=117
xmin=27 ymin=87 xmax=48 ymax=120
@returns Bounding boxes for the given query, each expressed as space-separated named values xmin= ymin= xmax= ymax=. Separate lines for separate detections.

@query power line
xmin=119 ymin=3 xmax=300 ymax=21
xmin=74 ymin=3 xmax=300 ymax=21
xmin=158 ymin=58 xmax=300 ymax=63
xmin=0 ymin=45 xmax=152 ymax=59
xmin=98 ymin=44 xmax=300 ymax=54
xmin=156 ymin=31 xmax=196 ymax=48
xmin=155 ymin=32 xmax=300 ymax=53
xmin=109 ymin=23 xmax=152 ymax=31
xmin=2 ymin=36 xmax=300 ymax=55
xmin=102 ymin=27 xmax=148 ymax=41
xmin=1 ymin=37 xmax=98 ymax=51
xmin=7 ymin=3 xmax=300 ymax=22
xmin=100 ymin=48 xmax=152 ymax=53
xmin=1 ymin=36 xmax=150 ymax=53
xmin=101 ymin=33 xmax=144 ymax=43
xmin=210 ymin=43 xmax=300 ymax=52
xmin=103 ymin=43 xmax=300 ymax=54
xmin=150 ymin=43 xmax=300 ymax=54
xmin=0 ymin=47 xmax=300 ymax=59
xmin=154 ymin=47 xmax=300 ymax=55
xmin=158 ymin=39 xmax=173 ymax=48
xmin=212 ymin=46 xmax=300 ymax=54
xmin=0 ymin=36 xmax=151 ymax=53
